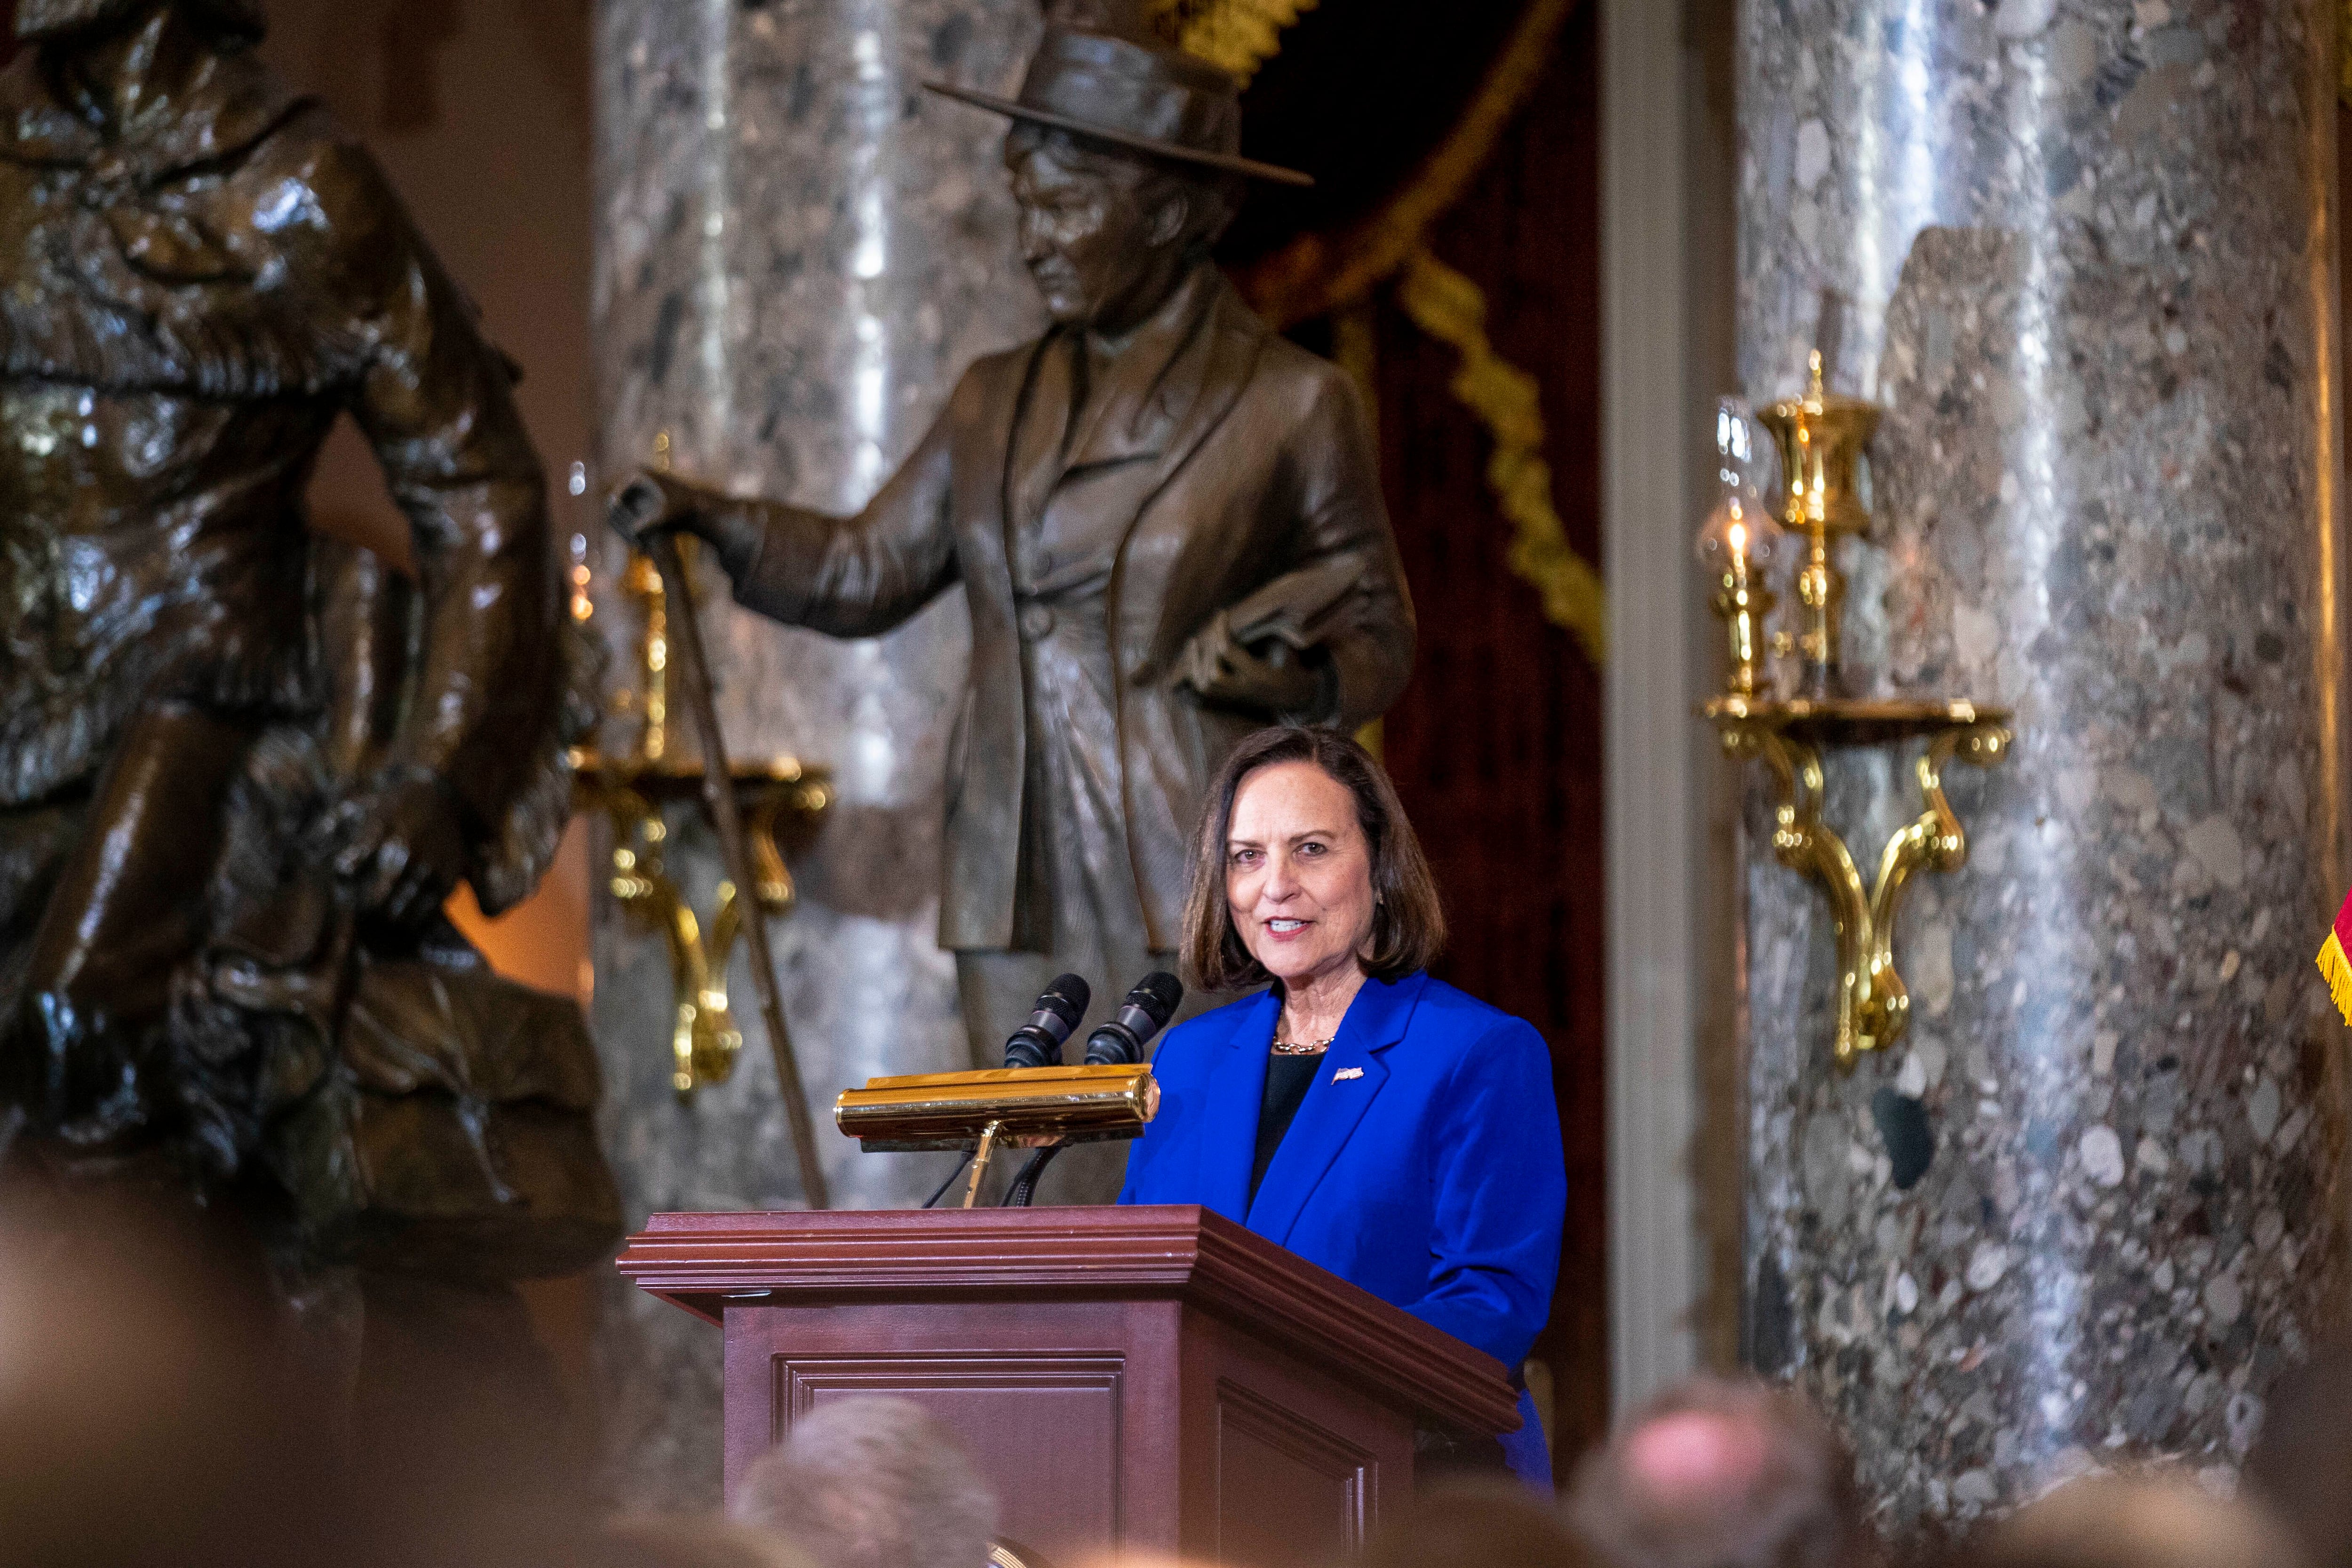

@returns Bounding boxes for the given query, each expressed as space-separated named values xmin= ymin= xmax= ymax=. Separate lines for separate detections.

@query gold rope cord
xmin=1160 ymin=0 xmax=1606 ymax=660
xmin=1213 ymin=0 xmax=1603 ymax=661
xmin=1230 ymin=0 xmax=1581 ymax=330
xmin=1396 ymin=249 xmax=1607 ymax=664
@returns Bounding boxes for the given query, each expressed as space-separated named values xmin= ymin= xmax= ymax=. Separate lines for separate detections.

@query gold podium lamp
xmin=835 ymin=1064 xmax=1160 ymax=1209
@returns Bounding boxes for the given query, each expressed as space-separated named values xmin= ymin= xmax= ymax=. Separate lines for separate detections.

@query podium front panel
xmin=725 ymin=1300 xmax=1184 ymax=1567
xmin=633 ymin=1208 xmax=1518 ymax=1568
xmin=723 ymin=1297 xmax=1416 ymax=1568
xmin=1179 ymin=1308 xmax=1405 ymax=1565
xmin=781 ymin=1352 xmax=1124 ymax=1550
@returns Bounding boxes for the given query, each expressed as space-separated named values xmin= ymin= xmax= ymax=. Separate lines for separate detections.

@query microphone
xmin=1002 ymin=974 xmax=1091 ymax=1069
xmin=1084 ymin=971 xmax=1185 ymax=1066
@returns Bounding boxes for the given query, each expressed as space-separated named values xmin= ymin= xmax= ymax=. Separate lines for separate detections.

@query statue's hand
xmin=329 ymin=770 xmax=470 ymax=930
xmin=1175 ymin=611 xmax=1323 ymax=716
xmin=605 ymin=470 xmax=711 ymax=547
xmin=607 ymin=470 xmax=768 ymax=581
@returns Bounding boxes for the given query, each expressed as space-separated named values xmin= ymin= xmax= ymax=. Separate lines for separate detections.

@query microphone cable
xmin=922 ymin=1152 xmax=972 ymax=1209
xmin=1000 ymin=1146 xmax=1063 ymax=1208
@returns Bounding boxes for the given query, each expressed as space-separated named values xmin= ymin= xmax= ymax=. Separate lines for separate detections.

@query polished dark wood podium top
xmin=617 ymin=1202 xmax=1518 ymax=1435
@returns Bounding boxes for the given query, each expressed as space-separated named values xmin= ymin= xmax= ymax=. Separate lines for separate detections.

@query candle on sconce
xmin=1696 ymin=397 xmax=1784 ymax=700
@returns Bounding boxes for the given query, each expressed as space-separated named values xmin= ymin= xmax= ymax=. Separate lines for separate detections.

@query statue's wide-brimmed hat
xmin=925 ymin=28 xmax=1312 ymax=187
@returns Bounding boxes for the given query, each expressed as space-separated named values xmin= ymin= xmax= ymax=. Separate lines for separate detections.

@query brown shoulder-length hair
xmin=1180 ymin=726 xmax=1446 ymax=991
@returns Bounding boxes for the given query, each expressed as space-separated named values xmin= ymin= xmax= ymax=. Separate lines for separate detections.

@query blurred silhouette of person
xmin=732 ymin=1397 xmax=999 ymax=1568
xmin=1976 ymin=1472 xmax=2306 ymax=1568
xmin=0 ymin=1180 xmax=336 ymax=1568
xmin=1566 ymin=1377 xmax=1874 ymax=1568
xmin=2245 ymin=1340 xmax=2352 ymax=1568
xmin=0 ymin=1178 xmax=603 ymax=1568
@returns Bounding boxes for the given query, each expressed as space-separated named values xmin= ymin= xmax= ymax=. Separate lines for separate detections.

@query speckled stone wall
xmin=1738 ymin=0 xmax=2349 ymax=1536
xmin=587 ymin=0 xmax=1043 ymax=1506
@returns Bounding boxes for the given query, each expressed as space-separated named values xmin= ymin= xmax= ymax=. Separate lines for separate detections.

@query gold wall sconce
xmin=1759 ymin=353 xmax=1879 ymax=699
xmin=573 ymin=543 xmax=832 ymax=1100
xmin=1700 ymin=373 xmax=2012 ymax=1068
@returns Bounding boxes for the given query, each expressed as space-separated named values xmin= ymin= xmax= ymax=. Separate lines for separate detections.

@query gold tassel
xmin=1157 ymin=0 xmax=1609 ymax=661
xmin=1395 ymin=247 xmax=1608 ymax=665
xmin=2318 ymin=929 xmax=2352 ymax=1027
xmin=1152 ymin=0 xmax=1319 ymax=85
xmin=1232 ymin=0 xmax=1578 ymax=329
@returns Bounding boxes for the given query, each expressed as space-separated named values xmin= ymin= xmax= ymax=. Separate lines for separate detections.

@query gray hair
xmin=730 ymin=1398 xmax=999 ymax=1568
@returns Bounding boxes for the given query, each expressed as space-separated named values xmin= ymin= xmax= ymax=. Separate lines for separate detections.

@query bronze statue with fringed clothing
xmin=0 ymin=0 xmax=617 ymax=1292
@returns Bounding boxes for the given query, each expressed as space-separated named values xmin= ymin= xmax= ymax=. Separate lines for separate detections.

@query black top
xmin=1250 ymin=1050 xmax=1325 ymax=1203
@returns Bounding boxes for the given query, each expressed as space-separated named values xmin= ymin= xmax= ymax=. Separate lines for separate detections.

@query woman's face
xmin=1225 ymin=761 xmax=1377 ymax=990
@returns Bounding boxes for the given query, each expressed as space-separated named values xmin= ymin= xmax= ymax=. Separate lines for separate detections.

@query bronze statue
xmin=619 ymin=24 xmax=1416 ymax=1157
xmin=0 ymin=0 xmax=617 ymax=1284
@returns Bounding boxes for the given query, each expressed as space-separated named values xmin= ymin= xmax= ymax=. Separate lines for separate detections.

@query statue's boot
xmin=4 ymin=699 xmax=261 ymax=1146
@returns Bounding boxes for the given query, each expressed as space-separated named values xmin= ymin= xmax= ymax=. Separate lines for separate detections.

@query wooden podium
xmin=617 ymin=1204 xmax=1519 ymax=1568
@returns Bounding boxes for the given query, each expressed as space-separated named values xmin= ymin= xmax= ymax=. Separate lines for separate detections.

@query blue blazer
xmin=1119 ymin=970 xmax=1566 ymax=1371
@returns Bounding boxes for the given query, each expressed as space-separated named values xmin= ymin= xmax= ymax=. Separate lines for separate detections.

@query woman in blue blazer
xmin=1119 ymin=725 xmax=1566 ymax=1485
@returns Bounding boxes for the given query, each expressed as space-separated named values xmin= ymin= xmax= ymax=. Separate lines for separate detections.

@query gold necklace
xmin=1271 ymin=1037 xmax=1333 ymax=1055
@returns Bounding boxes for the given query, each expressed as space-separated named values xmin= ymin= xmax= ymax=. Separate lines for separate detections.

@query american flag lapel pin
xmin=1333 ymin=1066 xmax=1364 ymax=1081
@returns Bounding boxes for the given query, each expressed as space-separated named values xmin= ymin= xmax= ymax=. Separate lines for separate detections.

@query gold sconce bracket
xmin=574 ymin=527 xmax=834 ymax=1104
xmin=1706 ymin=695 xmax=2011 ymax=1068
xmin=572 ymin=750 xmax=833 ymax=1099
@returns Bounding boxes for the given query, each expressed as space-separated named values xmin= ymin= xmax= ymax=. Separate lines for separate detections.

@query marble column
xmin=1738 ymin=0 xmax=2347 ymax=1535
xmin=588 ymin=0 xmax=1044 ymax=1507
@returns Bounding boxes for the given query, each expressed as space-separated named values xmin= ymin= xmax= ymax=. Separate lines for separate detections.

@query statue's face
xmin=1007 ymin=135 xmax=1191 ymax=330
xmin=16 ymin=0 xmax=153 ymax=40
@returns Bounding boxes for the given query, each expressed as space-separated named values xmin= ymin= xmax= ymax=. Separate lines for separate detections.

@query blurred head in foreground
xmin=1567 ymin=1377 xmax=1870 ymax=1568
xmin=0 ymin=1177 xmax=594 ymax=1568
xmin=1976 ymin=1472 xmax=2306 ymax=1568
xmin=0 ymin=1182 xmax=333 ymax=1568
xmin=1365 ymin=1478 xmax=1596 ymax=1568
xmin=2245 ymin=1339 xmax=2352 ymax=1568
xmin=732 ymin=1397 xmax=998 ymax=1568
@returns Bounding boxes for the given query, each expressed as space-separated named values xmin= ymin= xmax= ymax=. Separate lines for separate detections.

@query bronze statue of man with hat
xmin=619 ymin=16 xmax=1415 ymax=1199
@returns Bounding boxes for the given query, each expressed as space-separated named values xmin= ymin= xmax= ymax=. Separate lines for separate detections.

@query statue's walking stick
xmin=616 ymin=472 xmax=832 ymax=1211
